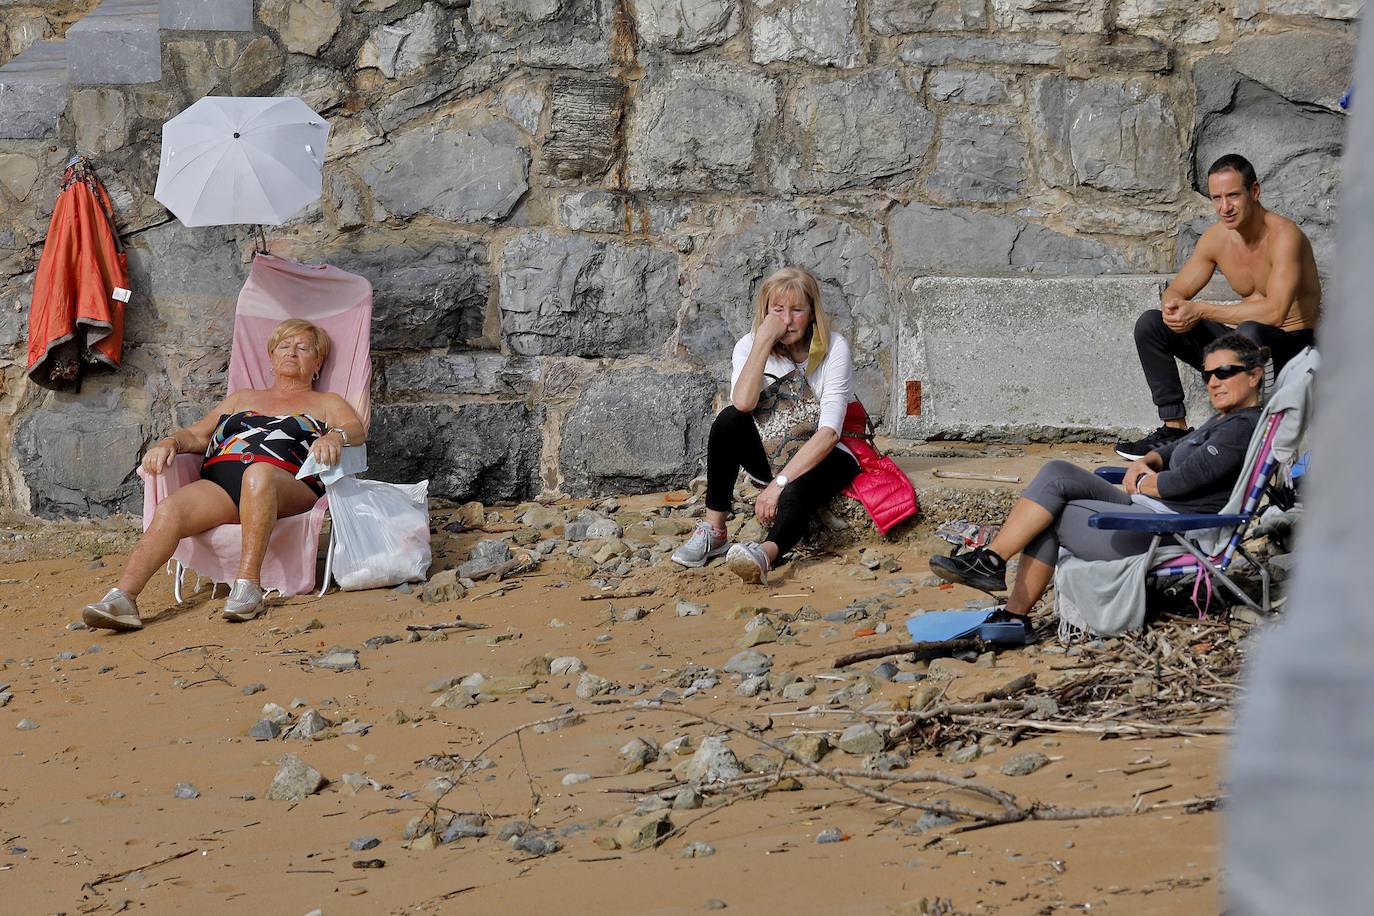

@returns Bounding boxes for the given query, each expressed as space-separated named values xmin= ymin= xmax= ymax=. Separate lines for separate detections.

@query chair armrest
xmin=1094 ymin=467 xmax=1127 ymax=484
xmin=140 ymin=454 xmax=205 ymax=528
xmin=1088 ymin=511 xmax=1250 ymax=533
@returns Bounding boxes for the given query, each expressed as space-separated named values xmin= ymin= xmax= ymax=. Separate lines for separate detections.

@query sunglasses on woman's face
xmin=1201 ymin=364 xmax=1248 ymax=382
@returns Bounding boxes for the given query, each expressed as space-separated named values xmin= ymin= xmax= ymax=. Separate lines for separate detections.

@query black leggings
xmin=704 ymin=406 xmax=859 ymax=557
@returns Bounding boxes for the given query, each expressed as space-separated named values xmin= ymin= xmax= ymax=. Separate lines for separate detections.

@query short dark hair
xmin=1204 ymin=332 xmax=1264 ymax=370
xmin=1207 ymin=154 xmax=1259 ymax=190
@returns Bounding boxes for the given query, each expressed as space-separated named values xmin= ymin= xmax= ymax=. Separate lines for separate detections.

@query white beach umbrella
xmin=154 ymin=96 xmax=330 ymax=228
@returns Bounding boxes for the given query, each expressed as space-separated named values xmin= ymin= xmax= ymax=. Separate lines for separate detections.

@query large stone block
xmin=326 ymin=235 xmax=490 ymax=350
xmin=0 ymin=39 xmax=66 ymax=139
xmin=992 ymin=0 xmax=1106 ymax=32
xmin=558 ymin=367 xmax=716 ymax=496
xmin=15 ymin=378 xmax=150 ymax=518
xmin=634 ymin=0 xmax=741 ymax=52
xmin=680 ymin=203 xmax=892 ymax=414
xmin=626 ymin=62 xmax=779 ymax=192
xmin=260 ymin=0 xmax=341 ymax=56
xmin=868 ymin=0 xmax=984 ymax=34
xmin=498 ymin=230 xmax=679 ymax=358
xmin=928 ymin=69 xmax=1014 ymax=105
xmin=124 ymin=223 xmax=246 ymax=351
xmin=890 ymin=204 xmax=1129 ymax=278
xmin=470 ymin=0 xmax=564 ymax=30
xmin=1031 ymin=75 xmax=1183 ymax=201
xmin=556 ymin=190 xmax=690 ymax=235
xmin=899 ymin=35 xmax=1059 ymax=66
xmin=66 ymin=0 xmax=161 ymax=85
xmin=1227 ymin=30 xmax=1356 ymax=112
xmin=357 ymin=3 xmax=450 ymax=79
xmin=891 ymin=276 xmax=1211 ymax=440
xmin=368 ymin=402 xmax=543 ymax=503
xmin=750 ymin=0 xmax=861 ymax=69
xmin=378 ymin=352 xmax=539 ymax=398
xmin=360 ymin=116 xmax=529 ymax=224
xmin=1237 ymin=0 xmax=1363 ymax=18
xmin=926 ymin=109 xmax=1026 ymax=204
xmin=1117 ymin=0 xmax=1221 ymax=44
xmin=544 ymin=77 xmax=626 ymax=180
xmin=161 ymin=0 xmax=253 ymax=30
xmin=783 ymin=68 xmax=933 ymax=193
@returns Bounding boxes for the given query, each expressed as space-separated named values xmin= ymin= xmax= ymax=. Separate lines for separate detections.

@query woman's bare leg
xmin=1006 ymin=555 xmax=1055 ymax=616
xmin=987 ymin=498 xmax=1055 ymax=562
xmin=116 ymin=480 xmax=239 ymax=596
xmin=236 ymin=464 xmax=320 ymax=582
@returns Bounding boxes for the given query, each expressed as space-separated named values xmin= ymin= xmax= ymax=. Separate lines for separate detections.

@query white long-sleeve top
xmin=730 ymin=331 xmax=855 ymax=459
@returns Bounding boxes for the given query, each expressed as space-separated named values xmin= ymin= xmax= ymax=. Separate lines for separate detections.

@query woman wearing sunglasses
xmin=928 ymin=333 xmax=1265 ymax=624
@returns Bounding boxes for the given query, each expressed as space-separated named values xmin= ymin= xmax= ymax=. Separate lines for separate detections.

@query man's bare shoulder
xmin=1264 ymin=210 xmax=1311 ymax=249
xmin=1193 ymin=222 xmax=1230 ymax=256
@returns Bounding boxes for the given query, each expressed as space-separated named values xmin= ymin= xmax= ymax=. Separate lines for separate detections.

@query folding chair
xmin=137 ymin=254 xmax=373 ymax=599
xmin=1086 ymin=348 xmax=1318 ymax=615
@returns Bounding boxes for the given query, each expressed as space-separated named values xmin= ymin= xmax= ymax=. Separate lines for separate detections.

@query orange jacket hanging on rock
xmin=26 ymin=157 xmax=128 ymax=390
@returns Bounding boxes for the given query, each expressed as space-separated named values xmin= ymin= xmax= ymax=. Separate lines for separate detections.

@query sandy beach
xmin=0 ymin=446 xmax=1229 ymax=915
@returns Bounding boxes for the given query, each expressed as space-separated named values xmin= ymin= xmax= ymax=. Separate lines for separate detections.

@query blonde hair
xmin=267 ymin=319 xmax=331 ymax=369
xmin=752 ymin=266 xmax=829 ymax=374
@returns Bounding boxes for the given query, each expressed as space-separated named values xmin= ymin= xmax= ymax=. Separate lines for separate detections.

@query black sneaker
xmin=1114 ymin=425 xmax=1190 ymax=461
xmin=929 ymin=547 xmax=1007 ymax=593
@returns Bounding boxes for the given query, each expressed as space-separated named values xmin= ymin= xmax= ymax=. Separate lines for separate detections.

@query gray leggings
xmin=1019 ymin=460 xmax=1161 ymax=566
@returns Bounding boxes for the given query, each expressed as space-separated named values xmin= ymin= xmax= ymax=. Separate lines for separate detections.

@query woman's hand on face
xmin=757 ymin=312 xmax=789 ymax=345
xmin=142 ymin=441 xmax=177 ymax=476
xmin=310 ymin=431 xmax=342 ymax=466
xmin=754 ymin=482 xmax=781 ymax=527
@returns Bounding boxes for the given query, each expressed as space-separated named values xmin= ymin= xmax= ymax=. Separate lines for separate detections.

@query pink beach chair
xmin=137 ymin=254 xmax=373 ymax=599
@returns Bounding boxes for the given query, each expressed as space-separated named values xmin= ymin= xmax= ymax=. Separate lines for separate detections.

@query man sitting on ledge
xmin=1116 ymin=153 xmax=1321 ymax=460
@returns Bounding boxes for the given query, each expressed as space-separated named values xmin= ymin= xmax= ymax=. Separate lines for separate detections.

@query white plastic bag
xmin=327 ymin=476 xmax=432 ymax=591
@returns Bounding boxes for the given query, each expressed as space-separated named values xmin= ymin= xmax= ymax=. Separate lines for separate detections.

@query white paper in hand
xmin=297 ymin=444 xmax=368 ymax=485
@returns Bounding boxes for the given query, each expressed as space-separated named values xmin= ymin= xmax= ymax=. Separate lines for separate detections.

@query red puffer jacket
xmin=840 ymin=401 xmax=918 ymax=534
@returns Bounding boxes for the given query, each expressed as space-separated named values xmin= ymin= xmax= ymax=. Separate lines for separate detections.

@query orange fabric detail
xmin=26 ymin=166 xmax=127 ymax=385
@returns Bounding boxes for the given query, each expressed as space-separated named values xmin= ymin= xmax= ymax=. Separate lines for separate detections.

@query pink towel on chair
xmin=141 ymin=254 xmax=374 ymax=597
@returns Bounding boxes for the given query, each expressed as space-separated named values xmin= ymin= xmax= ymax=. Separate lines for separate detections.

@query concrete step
xmin=161 ymin=0 xmax=253 ymax=31
xmin=0 ymin=39 xmax=69 ymax=139
xmin=66 ymin=0 xmax=161 ymax=85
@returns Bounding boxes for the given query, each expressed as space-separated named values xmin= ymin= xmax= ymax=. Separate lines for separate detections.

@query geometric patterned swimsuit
xmin=201 ymin=410 xmax=328 ymax=506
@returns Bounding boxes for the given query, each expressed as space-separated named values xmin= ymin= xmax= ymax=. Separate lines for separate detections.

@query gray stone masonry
xmin=0 ymin=39 xmax=67 ymax=139
xmin=66 ymin=0 xmax=161 ymax=85
xmin=160 ymin=0 xmax=253 ymax=31
xmin=893 ymin=277 xmax=1213 ymax=441
xmin=0 ymin=0 xmax=1357 ymax=518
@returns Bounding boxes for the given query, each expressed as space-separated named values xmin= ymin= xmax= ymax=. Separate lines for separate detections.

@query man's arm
xmin=1163 ymin=235 xmax=1220 ymax=306
xmin=1191 ymin=227 xmax=1302 ymax=327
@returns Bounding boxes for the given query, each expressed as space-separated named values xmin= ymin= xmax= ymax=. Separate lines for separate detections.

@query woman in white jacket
xmin=672 ymin=267 xmax=859 ymax=584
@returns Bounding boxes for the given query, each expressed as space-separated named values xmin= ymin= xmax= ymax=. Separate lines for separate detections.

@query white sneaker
xmin=671 ymin=521 xmax=729 ymax=568
xmin=222 ymin=579 xmax=266 ymax=622
xmin=725 ymin=542 xmax=770 ymax=586
xmin=81 ymin=588 xmax=143 ymax=631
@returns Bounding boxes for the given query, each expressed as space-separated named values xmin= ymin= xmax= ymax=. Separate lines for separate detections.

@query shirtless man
xmin=1116 ymin=153 xmax=1321 ymax=460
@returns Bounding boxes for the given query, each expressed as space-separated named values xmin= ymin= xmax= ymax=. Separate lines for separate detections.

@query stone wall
xmin=0 ymin=0 xmax=1360 ymax=518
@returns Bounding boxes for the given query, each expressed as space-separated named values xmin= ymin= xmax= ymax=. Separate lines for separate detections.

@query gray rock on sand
xmin=248 ymin=719 xmax=281 ymax=740
xmin=266 ymin=753 xmax=327 ymax=801
xmin=16 ymin=719 xmax=37 ymax=730
xmin=310 ymin=650 xmax=360 ymax=672
xmin=284 ymin=708 xmax=332 ymax=740
xmin=1000 ymin=751 xmax=1050 ymax=777
xmin=511 ymin=832 xmax=561 ymax=856
xmin=173 ymin=783 xmax=200 ymax=799
xmin=684 ymin=736 xmax=744 ymax=783
xmin=838 ymin=722 xmax=886 ymax=755
xmin=723 ymin=650 xmax=772 ymax=676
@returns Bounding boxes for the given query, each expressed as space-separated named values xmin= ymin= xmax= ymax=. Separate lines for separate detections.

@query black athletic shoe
xmin=929 ymin=547 xmax=1008 ymax=593
xmin=1114 ymin=425 xmax=1190 ymax=461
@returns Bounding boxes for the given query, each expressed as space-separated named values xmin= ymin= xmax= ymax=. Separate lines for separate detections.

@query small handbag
xmin=752 ymin=370 xmax=820 ymax=467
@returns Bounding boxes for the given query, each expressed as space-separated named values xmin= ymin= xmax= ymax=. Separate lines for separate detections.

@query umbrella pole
xmin=254 ymin=224 xmax=269 ymax=255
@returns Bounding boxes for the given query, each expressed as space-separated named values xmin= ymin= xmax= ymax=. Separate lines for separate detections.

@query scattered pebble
xmin=680 ymin=841 xmax=715 ymax=858
xmin=561 ymin=772 xmax=591 ymax=786
xmin=350 ymin=836 xmax=381 ymax=851
xmin=816 ymin=827 xmax=847 ymax=844
xmin=1000 ymin=752 xmax=1050 ymax=777
xmin=173 ymin=783 xmax=200 ymax=799
xmin=16 ymin=719 xmax=37 ymax=730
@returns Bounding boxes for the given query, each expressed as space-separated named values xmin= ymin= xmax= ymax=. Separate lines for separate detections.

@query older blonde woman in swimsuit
xmin=80 ymin=319 xmax=366 ymax=629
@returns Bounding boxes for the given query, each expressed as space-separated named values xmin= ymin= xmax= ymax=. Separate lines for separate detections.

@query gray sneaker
xmin=223 ymin=579 xmax=266 ymax=622
xmin=671 ymin=521 xmax=729 ymax=568
xmin=81 ymin=588 xmax=143 ymax=632
xmin=725 ymin=542 xmax=770 ymax=586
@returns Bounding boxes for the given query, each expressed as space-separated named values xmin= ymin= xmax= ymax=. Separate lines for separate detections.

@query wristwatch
xmin=329 ymin=427 xmax=352 ymax=446
xmin=774 ymin=473 xmax=789 ymax=489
